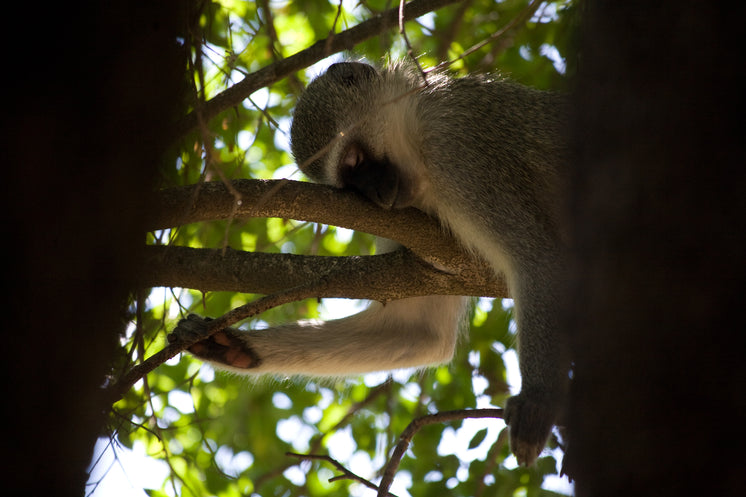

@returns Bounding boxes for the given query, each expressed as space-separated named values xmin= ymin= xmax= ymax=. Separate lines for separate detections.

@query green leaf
xmin=468 ymin=427 xmax=488 ymax=450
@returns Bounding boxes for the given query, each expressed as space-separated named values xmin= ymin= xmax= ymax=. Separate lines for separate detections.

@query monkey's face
xmin=290 ymin=62 xmax=381 ymax=182
xmin=290 ymin=62 xmax=422 ymax=209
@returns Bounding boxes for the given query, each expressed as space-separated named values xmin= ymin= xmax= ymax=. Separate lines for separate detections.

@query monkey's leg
xmin=171 ymin=295 xmax=466 ymax=377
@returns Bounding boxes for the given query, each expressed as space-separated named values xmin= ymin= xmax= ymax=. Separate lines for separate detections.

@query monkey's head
xmin=290 ymin=62 xmax=421 ymax=209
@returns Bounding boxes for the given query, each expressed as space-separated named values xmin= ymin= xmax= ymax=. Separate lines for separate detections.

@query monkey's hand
xmin=504 ymin=391 xmax=560 ymax=466
xmin=169 ymin=314 xmax=262 ymax=369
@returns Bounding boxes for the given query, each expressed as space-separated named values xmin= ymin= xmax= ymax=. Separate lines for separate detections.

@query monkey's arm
xmin=503 ymin=263 xmax=570 ymax=466
xmin=171 ymin=295 xmax=466 ymax=376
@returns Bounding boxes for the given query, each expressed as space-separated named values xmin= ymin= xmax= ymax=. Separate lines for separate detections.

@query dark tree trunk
xmin=566 ymin=2 xmax=746 ymax=496
xmin=2 ymin=2 xmax=188 ymax=495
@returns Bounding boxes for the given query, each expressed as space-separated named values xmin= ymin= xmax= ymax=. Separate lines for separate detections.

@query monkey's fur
xmin=173 ymin=62 xmax=570 ymax=466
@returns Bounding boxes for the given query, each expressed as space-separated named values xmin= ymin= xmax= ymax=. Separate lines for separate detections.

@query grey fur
xmin=291 ymin=62 xmax=570 ymax=465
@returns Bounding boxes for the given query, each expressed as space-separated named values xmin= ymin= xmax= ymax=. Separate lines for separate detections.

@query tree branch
xmin=139 ymin=245 xmax=503 ymax=300
xmin=377 ymin=408 xmax=504 ymax=497
xmin=106 ymin=281 xmax=321 ymax=403
xmin=284 ymin=408 xmax=505 ymax=497
xmin=286 ymin=452 xmax=398 ymax=497
xmin=145 ymin=179 xmax=508 ymax=299
xmin=150 ymin=179 xmax=456 ymax=263
xmin=173 ymin=0 xmax=463 ymax=141
xmin=254 ymin=380 xmax=393 ymax=490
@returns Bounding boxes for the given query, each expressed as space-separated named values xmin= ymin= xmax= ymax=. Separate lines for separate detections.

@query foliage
xmin=94 ymin=1 xmax=578 ymax=496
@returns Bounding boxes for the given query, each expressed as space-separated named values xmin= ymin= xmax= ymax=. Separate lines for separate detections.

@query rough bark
xmin=143 ymin=180 xmax=507 ymax=299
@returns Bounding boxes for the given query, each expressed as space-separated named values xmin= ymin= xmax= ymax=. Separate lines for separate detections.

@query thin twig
xmin=377 ymin=408 xmax=504 ymax=497
xmin=323 ymin=0 xmax=345 ymax=55
xmin=474 ymin=426 xmax=509 ymax=497
xmin=173 ymin=0 xmax=462 ymax=141
xmin=105 ymin=281 xmax=325 ymax=404
xmin=253 ymin=380 xmax=392 ymax=490
xmin=287 ymin=452 xmax=399 ymax=497
xmin=427 ymin=0 xmax=545 ymax=74
xmin=399 ymin=0 xmax=428 ymax=82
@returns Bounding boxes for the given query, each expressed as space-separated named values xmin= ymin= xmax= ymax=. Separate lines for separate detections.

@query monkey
xmin=172 ymin=61 xmax=570 ymax=467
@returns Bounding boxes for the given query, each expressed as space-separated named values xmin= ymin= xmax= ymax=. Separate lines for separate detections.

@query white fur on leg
xmin=213 ymin=295 xmax=467 ymax=377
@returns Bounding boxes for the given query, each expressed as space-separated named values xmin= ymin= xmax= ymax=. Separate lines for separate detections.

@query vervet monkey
xmin=174 ymin=61 xmax=569 ymax=466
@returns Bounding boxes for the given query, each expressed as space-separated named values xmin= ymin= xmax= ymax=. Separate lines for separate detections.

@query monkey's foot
xmin=169 ymin=314 xmax=262 ymax=369
xmin=504 ymin=391 xmax=559 ymax=466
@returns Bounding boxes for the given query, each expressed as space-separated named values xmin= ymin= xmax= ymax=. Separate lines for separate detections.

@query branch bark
xmin=144 ymin=179 xmax=508 ymax=300
xmin=149 ymin=179 xmax=453 ymax=258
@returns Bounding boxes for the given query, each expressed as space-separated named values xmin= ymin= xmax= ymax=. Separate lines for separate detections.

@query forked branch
xmin=285 ymin=408 xmax=505 ymax=497
xmin=144 ymin=179 xmax=507 ymax=299
xmin=376 ymin=408 xmax=504 ymax=496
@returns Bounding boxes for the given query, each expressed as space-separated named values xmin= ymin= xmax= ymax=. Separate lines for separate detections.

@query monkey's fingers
xmin=170 ymin=315 xmax=262 ymax=369
xmin=188 ymin=330 xmax=262 ymax=369
xmin=504 ymin=392 xmax=557 ymax=466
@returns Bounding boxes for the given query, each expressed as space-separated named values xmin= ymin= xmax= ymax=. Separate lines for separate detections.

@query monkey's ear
xmin=327 ymin=62 xmax=378 ymax=87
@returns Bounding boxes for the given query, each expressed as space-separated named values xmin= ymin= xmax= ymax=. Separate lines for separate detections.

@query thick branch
xmin=145 ymin=180 xmax=507 ymax=299
xmin=150 ymin=179 xmax=459 ymax=264
xmin=174 ymin=0 xmax=462 ymax=140
xmin=139 ymin=245 xmax=503 ymax=299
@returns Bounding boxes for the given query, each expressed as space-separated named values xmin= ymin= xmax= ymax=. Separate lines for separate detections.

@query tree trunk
xmin=2 ymin=2 xmax=188 ymax=495
xmin=566 ymin=2 xmax=746 ymax=496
